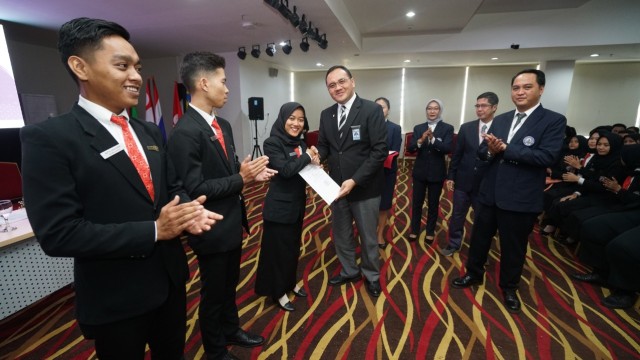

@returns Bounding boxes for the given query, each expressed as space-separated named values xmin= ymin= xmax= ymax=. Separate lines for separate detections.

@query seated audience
xmin=623 ymin=132 xmax=640 ymax=145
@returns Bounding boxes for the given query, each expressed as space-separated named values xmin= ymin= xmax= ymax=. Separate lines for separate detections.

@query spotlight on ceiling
xmin=264 ymin=0 xmax=279 ymax=9
xmin=298 ymin=15 xmax=308 ymax=34
xmin=317 ymin=34 xmax=328 ymax=49
xmin=266 ymin=43 xmax=276 ymax=57
xmin=237 ymin=46 xmax=247 ymax=60
xmin=311 ymin=28 xmax=322 ymax=43
xmin=277 ymin=0 xmax=293 ymax=20
xmin=282 ymin=40 xmax=292 ymax=55
xmin=288 ymin=6 xmax=300 ymax=27
xmin=300 ymin=37 xmax=310 ymax=52
xmin=251 ymin=44 xmax=261 ymax=58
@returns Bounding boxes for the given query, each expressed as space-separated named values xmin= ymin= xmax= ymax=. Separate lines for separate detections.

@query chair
xmin=402 ymin=132 xmax=417 ymax=170
xmin=0 ymin=162 xmax=23 ymax=205
xmin=305 ymin=130 xmax=319 ymax=148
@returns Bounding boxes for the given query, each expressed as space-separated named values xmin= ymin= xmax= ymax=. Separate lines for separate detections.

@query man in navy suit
xmin=439 ymin=92 xmax=499 ymax=256
xmin=451 ymin=69 xmax=566 ymax=313
xmin=316 ymin=65 xmax=388 ymax=298
xmin=21 ymin=18 xmax=221 ymax=359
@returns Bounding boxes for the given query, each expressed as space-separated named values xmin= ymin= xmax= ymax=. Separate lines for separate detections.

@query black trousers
xmin=465 ymin=202 xmax=538 ymax=290
xmin=607 ymin=224 xmax=640 ymax=292
xmin=80 ymin=281 xmax=186 ymax=360
xmin=411 ymin=177 xmax=444 ymax=235
xmin=197 ymin=248 xmax=242 ymax=359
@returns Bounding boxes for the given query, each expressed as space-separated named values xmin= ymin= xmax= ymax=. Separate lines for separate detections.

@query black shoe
xmin=425 ymin=235 xmax=435 ymax=244
xmin=225 ymin=328 xmax=264 ymax=348
xmin=328 ymin=274 xmax=361 ymax=286
xmin=439 ymin=245 xmax=460 ymax=257
xmin=502 ymin=290 xmax=521 ymax=313
xmin=602 ymin=291 xmax=638 ymax=310
xmin=451 ymin=274 xmax=483 ymax=289
xmin=292 ymin=288 xmax=307 ymax=297
xmin=273 ymin=297 xmax=295 ymax=312
xmin=378 ymin=242 xmax=388 ymax=249
xmin=408 ymin=233 xmax=418 ymax=242
xmin=365 ymin=279 xmax=381 ymax=297
xmin=570 ymin=272 xmax=605 ymax=286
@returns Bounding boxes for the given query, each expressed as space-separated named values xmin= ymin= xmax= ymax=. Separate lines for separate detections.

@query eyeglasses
xmin=474 ymin=104 xmax=493 ymax=109
xmin=426 ymin=107 xmax=440 ymax=111
xmin=327 ymin=78 xmax=350 ymax=90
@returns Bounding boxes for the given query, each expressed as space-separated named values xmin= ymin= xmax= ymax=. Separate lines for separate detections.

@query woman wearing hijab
xmin=255 ymin=102 xmax=318 ymax=312
xmin=375 ymin=97 xmax=402 ymax=249
xmin=544 ymin=131 xmax=625 ymax=243
xmin=407 ymin=99 xmax=454 ymax=243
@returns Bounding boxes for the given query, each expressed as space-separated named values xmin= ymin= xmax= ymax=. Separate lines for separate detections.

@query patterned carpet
xmin=1 ymin=161 xmax=639 ymax=359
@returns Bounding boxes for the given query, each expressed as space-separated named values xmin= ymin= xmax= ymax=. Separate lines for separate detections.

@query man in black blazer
xmin=168 ymin=52 xmax=271 ymax=360
xmin=21 ymin=18 xmax=221 ymax=359
xmin=316 ymin=65 xmax=388 ymax=298
xmin=451 ymin=69 xmax=566 ymax=313
xmin=440 ymin=92 xmax=499 ymax=256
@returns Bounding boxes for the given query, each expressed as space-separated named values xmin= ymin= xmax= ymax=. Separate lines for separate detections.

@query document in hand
xmin=298 ymin=164 xmax=340 ymax=205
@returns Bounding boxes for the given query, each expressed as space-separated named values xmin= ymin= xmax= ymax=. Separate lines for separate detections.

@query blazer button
xmin=500 ymin=159 xmax=504 ymax=164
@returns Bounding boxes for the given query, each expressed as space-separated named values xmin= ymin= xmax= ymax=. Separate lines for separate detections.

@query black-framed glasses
xmin=474 ymin=104 xmax=493 ymax=109
xmin=327 ymin=78 xmax=350 ymax=90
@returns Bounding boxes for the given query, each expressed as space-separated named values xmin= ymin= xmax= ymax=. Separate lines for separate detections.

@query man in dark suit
xmin=451 ymin=69 xmax=566 ymax=313
xmin=20 ymin=18 xmax=221 ymax=359
xmin=408 ymin=99 xmax=454 ymax=244
xmin=167 ymin=52 xmax=271 ymax=360
xmin=316 ymin=65 xmax=388 ymax=298
xmin=440 ymin=92 xmax=499 ymax=256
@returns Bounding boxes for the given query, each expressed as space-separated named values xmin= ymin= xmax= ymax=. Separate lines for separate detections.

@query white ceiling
xmin=0 ymin=0 xmax=639 ymax=71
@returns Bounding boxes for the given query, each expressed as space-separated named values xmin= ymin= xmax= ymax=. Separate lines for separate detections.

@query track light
xmin=317 ymin=34 xmax=328 ymax=49
xmin=264 ymin=0 xmax=279 ymax=9
xmin=237 ymin=47 xmax=247 ymax=60
xmin=277 ymin=0 xmax=293 ymax=20
xmin=266 ymin=43 xmax=276 ymax=57
xmin=298 ymin=15 xmax=308 ymax=34
xmin=288 ymin=6 xmax=300 ymax=27
xmin=251 ymin=44 xmax=261 ymax=58
xmin=311 ymin=27 xmax=322 ymax=43
xmin=282 ymin=40 xmax=292 ymax=55
xmin=300 ymin=37 xmax=310 ymax=52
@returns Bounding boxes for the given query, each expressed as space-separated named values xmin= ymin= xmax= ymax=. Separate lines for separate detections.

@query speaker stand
xmin=251 ymin=119 xmax=262 ymax=159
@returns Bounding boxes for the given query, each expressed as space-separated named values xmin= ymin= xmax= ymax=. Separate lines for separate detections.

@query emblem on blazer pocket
xmin=523 ymin=136 xmax=535 ymax=146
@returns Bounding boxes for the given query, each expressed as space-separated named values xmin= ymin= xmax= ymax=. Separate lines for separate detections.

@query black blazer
xmin=409 ymin=121 xmax=454 ymax=182
xmin=317 ymin=95 xmax=388 ymax=201
xmin=20 ymin=104 xmax=189 ymax=326
xmin=447 ymin=119 xmax=482 ymax=192
xmin=386 ymin=120 xmax=403 ymax=172
xmin=168 ymin=107 xmax=248 ymax=254
xmin=262 ymin=137 xmax=311 ymax=224
xmin=476 ymin=105 xmax=567 ymax=213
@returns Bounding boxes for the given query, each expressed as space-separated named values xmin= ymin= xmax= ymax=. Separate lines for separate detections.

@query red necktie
xmin=110 ymin=115 xmax=155 ymax=200
xmin=622 ymin=176 xmax=634 ymax=190
xmin=211 ymin=118 xmax=228 ymax=158
xmin=294 ymin=146 xmax=301 ymax=157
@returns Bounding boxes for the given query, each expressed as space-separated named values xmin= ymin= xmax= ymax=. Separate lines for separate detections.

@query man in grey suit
xmin=440 ymin=92 xmax=498 ymax=256
xmin=451 ymin=69 xmax=566 ymax=313
xmin=316 ymin=65 xmax=388 ymax=298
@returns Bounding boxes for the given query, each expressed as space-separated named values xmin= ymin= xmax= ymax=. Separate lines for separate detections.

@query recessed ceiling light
xmin=491 ymin=57 xmax=499 ymax=60
xmin=404 ymin=59 xmax=411 ymax=63
xmin=406 ymin=11 xmax=415 ymax=18
xmin=316 ymin=63 xmax=324 ymax=67
xmin=590 ymin=53 xmax=600 ymax=57
xmin=279 ymin=41 xmax=287 ymax=46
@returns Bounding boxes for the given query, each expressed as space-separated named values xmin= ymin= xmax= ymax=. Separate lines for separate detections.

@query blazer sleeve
xmin=263 ymin=137 xmax=311 ymax=178
xmin=447 ymin=125 xmax=467 ymax=180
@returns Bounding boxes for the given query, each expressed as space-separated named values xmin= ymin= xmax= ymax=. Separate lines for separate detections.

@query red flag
xmin=172 ymin=81 xmax=184 ymax=127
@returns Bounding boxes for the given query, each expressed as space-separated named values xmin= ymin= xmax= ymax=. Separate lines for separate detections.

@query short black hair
xmin=611 ymin=123 xmax=627 ymax=129
xmin=180 ymin=52 xmax=226 ymax=92
xmin=325 ymin=65 xmax=352 ymax=81
xmin=627 ymin=126 xmax=639 ymax=133
xmin=58 ymin=17 xmax=130 ymax=84
xmin=477 ymin=91 xmax=499 ymax=105
xmin=512 ymin=69 xmax=546 ymax=87
xmin=375 ymin=97 xmax=390 ymax=109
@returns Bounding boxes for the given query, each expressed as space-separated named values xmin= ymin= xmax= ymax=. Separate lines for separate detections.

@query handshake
xmin=306 ymin=146 xmax=321 ymax=165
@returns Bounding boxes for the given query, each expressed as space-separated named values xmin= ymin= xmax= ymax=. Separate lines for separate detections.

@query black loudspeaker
xmin=248 ymin=97 xmax=264 ymax=120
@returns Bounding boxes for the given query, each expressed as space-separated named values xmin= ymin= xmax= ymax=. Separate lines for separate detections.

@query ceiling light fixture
xmin=317 ymin=34 xmax=328 ymax=49
xmin=251 ymin=44 xmax=261 ymax=58
xmin=264 ymin=0 xmax=279 ymax=9
xmin=491 ymin=57 xmax=498 ymax=60
xmin=590 ymin=53 xmax=600 ymax=57
xmin=298 ymin=14 xmax=308 ymax=34
xmin=316 ymin=63 xmax=324 ymax=67
xmin=282 ymin=40 xmax=292 ymax=55
xmin=300 ymin=37 xmax=310 ymax=52
xmin=404 ymin=59 xmax=411 ymax=63
xmin=265 ymin=43 xmax=276 ymax=57
xmin=288 ymin=5 xmax=300 ymax=27
xmin=406 ymin=11 xmax=415 ymax=18
xmin=237 ymin=47 xmax=247 ymax=60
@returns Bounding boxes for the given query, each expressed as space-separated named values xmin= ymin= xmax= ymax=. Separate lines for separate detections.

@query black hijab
xmin=269 ymin=102 xmax=307 ymax=148
xmin=590 ymin=131 xmax=623 ymax=170
xmin=565 ymin=135 xmax=588 ymax=158
xmin=621 ymin=144 xmax=640 ymax=173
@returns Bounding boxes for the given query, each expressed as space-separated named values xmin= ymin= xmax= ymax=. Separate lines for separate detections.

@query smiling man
xmin=450 ymin=69 xmax=566 ymax=314
xmin=20 ymin=18 xmax=222 ymax=359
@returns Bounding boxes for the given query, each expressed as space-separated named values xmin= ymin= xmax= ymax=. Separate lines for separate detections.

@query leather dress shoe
xmin=378 ymin=242 xmax=388 ymax=250
xmin=602 ymin=291 xmax=638 ymax=310
xmin=274 ymin=297 xmax=295 ymax=312
xmin=425 ymin=235 xmax=435 ymax=244
xmin=570 ymin=272 xmax=605 ymax=286
xmin=225 ymin=328 xmax=264 ymax=348
xmin=407 ymin=233 xmax=418 ymax=242
xmin=502 ymin=290 xmax=521 ymax=313
xmin=328 ymin=274 xmax=360 ymax=286
xmin=365 ymin=279 xmax=381 ymax=297
xmin=451 ymin=274 xmax=483 ymax=289
xmin=292 ymin=288 xmax=307 ymax=297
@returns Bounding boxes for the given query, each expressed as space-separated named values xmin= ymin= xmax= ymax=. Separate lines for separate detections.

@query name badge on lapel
xmin=351 ymin=125 xmax=361 ymax=141
xmin=288 ymin=152 xmax=297 ymax=157
xmin=100 ymin=143 xmax=125 ymax=159
xmin=146 ymin=145 xmax=159 ymax=151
